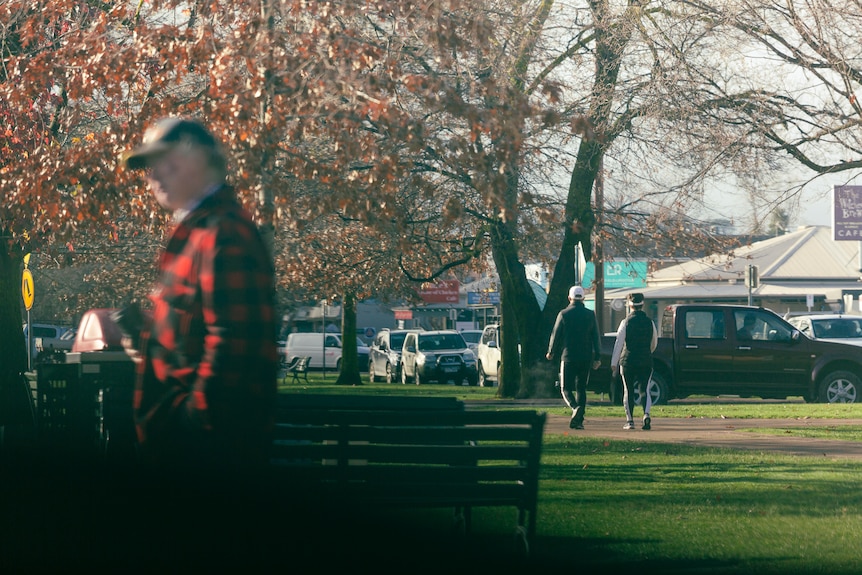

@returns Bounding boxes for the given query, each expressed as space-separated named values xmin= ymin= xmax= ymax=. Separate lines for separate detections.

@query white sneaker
xmin=623 ymin=421 xmax=635 ymax=430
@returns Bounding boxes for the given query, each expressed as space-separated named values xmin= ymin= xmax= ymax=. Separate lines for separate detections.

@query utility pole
xmin=746 ymin=265 xmax=759 ymax=306
xmin=574 ymin=243 xmax=581 ymax=286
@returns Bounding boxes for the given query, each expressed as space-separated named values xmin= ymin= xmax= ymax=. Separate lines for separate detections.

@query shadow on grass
xmin=0 ymin=451 xmax=848 ymax=575
xmin=3 ymin=429 xmax=858 ymax=574
xmin=454 ymin=532 xmax=809 ymax=575
xmin=532 ymin=535 xmax=746 ymax=572
xmin=534 ymin=533 xmax=862 ymax=575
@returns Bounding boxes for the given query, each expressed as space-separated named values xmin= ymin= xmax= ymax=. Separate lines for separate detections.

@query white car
xmin=787 ymin=314 xmax=862 ymax=346
xmin=476 ymin=324 xmax=501 ymax=387
xmin=23 ymin=322 xmax=75 ymax=360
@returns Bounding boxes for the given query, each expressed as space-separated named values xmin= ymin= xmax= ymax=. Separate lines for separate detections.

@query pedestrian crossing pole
xmin=746 ymin=264 xmax=759 ymax=307
xmin=22 ymin=254 xmax=35 ymax=371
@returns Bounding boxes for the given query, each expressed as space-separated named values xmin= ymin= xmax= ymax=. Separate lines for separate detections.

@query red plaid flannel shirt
xmin=134 ymin=186 xmax=278 ymax=466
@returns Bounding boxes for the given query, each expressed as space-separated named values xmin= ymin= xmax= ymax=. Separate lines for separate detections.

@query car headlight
xmin=462 ymin=353 xmax=476 ymax=365
xmin=418 ymin=353 xmax=434 ymax=366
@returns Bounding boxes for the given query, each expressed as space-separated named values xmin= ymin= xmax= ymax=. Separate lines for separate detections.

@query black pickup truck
xmin=591 ymin=304 xmax=862 ymax=405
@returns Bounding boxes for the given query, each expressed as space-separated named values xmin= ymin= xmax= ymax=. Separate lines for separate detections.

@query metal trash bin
xmin=35 ymin=360 xmax=97 ymax=457
xmin=34 ymin=350 xmax=136 ymax=463
xmin=66 ymin=351 xmax=136 ymax=464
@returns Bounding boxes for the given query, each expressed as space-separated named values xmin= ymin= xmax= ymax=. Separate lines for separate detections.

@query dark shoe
xmin=642 ymin=416 xmax=651 ymax=431
xmin=623 ymin=421 xmax=635 ymax=430
xmin=569 ymin=416 xmax=581 ymax=429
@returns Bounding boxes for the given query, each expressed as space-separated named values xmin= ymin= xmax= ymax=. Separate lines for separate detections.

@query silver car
xmin=400 ymin=330 xmax=478 ymax=386
xmin=787 ymin=314 xmax=862 ymax=346
xmin=368 ymin=329 xmax=414 ymax=383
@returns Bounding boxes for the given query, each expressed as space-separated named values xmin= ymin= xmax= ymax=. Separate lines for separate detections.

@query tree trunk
xmin=336 ymin=291 xmax=362 ymax=386
xmin=0 ymin=239 xmax=29 ymax=427
xmin=545 ymin=139 xmax=601 ymax=326
xmin=542 ymin=0 xmax=628 ymax=346
xmin=498 ymin=286 xmax=523 ymax=396
xmin=489 ymin=217 xmax=544 ymax=398
xmin=490 ymin=0 xmax=632 ymax=399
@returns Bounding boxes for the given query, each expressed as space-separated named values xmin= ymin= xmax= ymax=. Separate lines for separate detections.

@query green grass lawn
xmin=278 ymin=376 xmax=501 ymax=400
xmin=279 ymin=376 xmax=862 ymax=419
xmin=581 ymin=401 xmax=862 ymax=420
xmin=530 ymin=436 xmax=862 ymax=574
xmin=738 ymin=425 xmax=862 ymax=441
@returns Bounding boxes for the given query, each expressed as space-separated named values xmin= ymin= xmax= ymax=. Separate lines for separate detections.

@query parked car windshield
xmin=812 ymin=318 xmax=862 ymax=339
xmin=389 ymin=332 xmax=407 ymax=351
xmin=418 ymin=333 xmax=467 ymax=351
xmin=460 ymin=331 xmax=481 ymax=345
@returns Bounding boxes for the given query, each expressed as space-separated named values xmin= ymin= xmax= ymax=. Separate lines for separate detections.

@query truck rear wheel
xmin=818 ymin=370 xmax=860 ymax=403
xmin=645 ymin=371 xmax=670 ymax=406
xmin=612 ymin=370 xmax=669 ymax=406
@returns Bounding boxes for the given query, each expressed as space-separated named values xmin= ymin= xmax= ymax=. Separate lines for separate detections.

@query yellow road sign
xmin=22 ymin=269 xmax=34 ymax=310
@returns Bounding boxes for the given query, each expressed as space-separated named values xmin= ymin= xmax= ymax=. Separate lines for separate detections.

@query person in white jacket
xmin=611 ymin=293 xmax=658 ymax=430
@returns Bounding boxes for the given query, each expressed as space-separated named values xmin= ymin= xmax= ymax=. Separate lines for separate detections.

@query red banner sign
xmin=394 ymin=310 xmax=413 ymax=320
xmin=419 ymin=280 xmax=460 ymax=304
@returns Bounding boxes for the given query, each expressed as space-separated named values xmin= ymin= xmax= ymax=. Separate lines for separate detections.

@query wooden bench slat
xmin=272 ymin=424 xmax=538 ymax=443
xmin=271 ymin=442 xmax=534 ymax=463
xmin=289 ymin=485 xmax=530 ymax=505
xmin=276 ymin=393 xmax=465 ymax=412
xmin=270 ymin=464 xmax=532 ymax=483
xmin=274 ymin=406 xmax=546 ymax=427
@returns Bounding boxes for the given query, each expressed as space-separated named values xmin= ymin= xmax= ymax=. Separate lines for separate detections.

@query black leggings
xmin=621 ymin=365 xmax=653 ymax=422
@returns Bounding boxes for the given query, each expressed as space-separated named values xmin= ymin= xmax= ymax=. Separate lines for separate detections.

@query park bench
xmin=281 ymin=355 xmax=311 ymax=384
xmin=268 ymin=393 xmax=546 ymax=556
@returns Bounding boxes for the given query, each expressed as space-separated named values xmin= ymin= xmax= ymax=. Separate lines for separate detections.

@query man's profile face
xmin=145 ymin=144 xmax=208 ymax=211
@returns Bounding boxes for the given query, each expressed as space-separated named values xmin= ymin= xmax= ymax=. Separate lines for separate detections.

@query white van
xmin=23 ymin=323 xmax=75 ymax=360
xmin=284 ymin=332 xmax=369 ymax=371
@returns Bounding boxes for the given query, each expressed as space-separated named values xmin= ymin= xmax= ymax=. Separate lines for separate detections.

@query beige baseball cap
xmin=122 ymin=117 xmax=218 ymax=170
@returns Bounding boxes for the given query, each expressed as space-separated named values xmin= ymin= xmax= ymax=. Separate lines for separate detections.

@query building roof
xmin=597 ymin=225 xmax=862 ymax=304
xmin=650 ymin=225 xmax=861 ymax=285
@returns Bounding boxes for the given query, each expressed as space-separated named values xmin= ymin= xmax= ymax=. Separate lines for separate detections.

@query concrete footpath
xmin=544 ymin=414 xmax=862 ymax=460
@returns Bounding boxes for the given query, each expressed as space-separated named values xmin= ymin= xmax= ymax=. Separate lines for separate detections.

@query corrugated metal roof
xmin=601 ymin=283 xmax=848 ymax=302
xmin=650 ymin=226 xmax=861 ymax=284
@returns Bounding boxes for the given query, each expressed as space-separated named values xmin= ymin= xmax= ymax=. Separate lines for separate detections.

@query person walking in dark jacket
xmin=546 ymin=286 xmax=602 ymax=429
xmin=611 ymin=292 xmax=658 ymax=430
